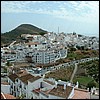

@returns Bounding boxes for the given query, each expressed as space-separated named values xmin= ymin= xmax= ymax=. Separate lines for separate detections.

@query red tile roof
xmin=43 ymin=79 xmax=55 ymax=85
xmin=8 ymin=73 xmax=18 ymax=82
xmin=1 ymin=93 xmax=16 ymax=99
xmin=1 ymin=82 xmax=9 ymax=85
xmin=41 ymin=89 xmax=52 ymax=95
xmin=32 ymin=88 xmax=41 ymax=94
xmin=8 ymin=71 xmax=41 ymax=85
xmin=4 ymin=94 xmax=16 ymax=99
xmin=25 ymin=42 xmax=40 ymax=45
xmin=16 ymin=70 xmax=28 ymax=77
xmin=72 ymin=88 xmax=90 ymax=99
xmin=49 ymin=85 xmax=73 ymax=98
xmin=19 ymin=74 xmax=34 ymax=84
xmin=1 ymin=94 xmax=5 ymax=99
xmin=28 ymin=76 xmax=41 ymax=83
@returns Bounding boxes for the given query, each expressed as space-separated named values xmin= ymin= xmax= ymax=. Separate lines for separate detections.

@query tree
xmin=76 ymin=45 xmax=81 ymax=50
xmin=87 ymin=80 xmax=96 ymax=92
xmin=18 ymin=94 xmax=25 ymax=99
xmin=39 ymin=32 xmax=46 ymax=36
xmin=73 ymin=32 xmax=76 ymax=35
xmin=70 ymin=47 xmax=76 ymax=52
xmin=6 ymin=61 xmax=12 ymax=67
xmin=81 ymin=46 xmax=85 ymax=50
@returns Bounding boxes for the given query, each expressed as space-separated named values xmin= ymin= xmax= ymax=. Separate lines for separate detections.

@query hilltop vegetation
xmin=1 ymin=24 xmax=47 ymax=46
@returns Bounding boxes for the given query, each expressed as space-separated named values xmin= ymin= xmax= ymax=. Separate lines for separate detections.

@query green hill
xmin=1 ymin=24 xmax=48 ymax=46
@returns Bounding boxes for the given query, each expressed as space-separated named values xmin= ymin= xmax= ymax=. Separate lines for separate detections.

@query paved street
xmin=38 ymin=57 xmax=99 ymax=75
xmin=70 ymin=63 xmax=78 ymax=83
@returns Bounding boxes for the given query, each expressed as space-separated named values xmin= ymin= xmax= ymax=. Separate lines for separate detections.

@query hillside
xmin=1 ymin=24 xmax=48 ymax=46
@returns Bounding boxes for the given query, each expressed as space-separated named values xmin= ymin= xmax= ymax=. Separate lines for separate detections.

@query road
xmin=70 ymin=63 xmax=78 ymax=83
xmin=40 ymin=57 xmax=99 ymax=75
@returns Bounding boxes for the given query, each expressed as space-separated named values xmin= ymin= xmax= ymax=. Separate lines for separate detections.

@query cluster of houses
xmin=1 ymin=32 xmax=99 ymax=99
xmin=1 ymin=33 xmax=68 ymax=64
xmin=1 ymin=32 xmax=99 ymax=65
xmin=56 ymin=32 xmax=99 ymax=50
xmin=1 ymin=69 xmax=91 ymax=99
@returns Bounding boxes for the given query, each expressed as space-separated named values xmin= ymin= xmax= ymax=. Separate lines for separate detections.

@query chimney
xmin=64 ymin=84 xmax=66 ymax=90
xmin=13 ymin=70 xmax=15 ymax=74
xmin=67 ymin=83 xmax=71 ymax=86
xmin=55 ymin=81 xmax=58 ymax=88
xmin=75 ymin=81 xmax=79 ymax=88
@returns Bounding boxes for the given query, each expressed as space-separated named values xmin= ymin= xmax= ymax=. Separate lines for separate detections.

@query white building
xmin=31 ymin=79 xmax=90 ymax=99
xmin=91 ymin=42 xmax=99 ymax=50
xmin=7 ymin=70 xmax=42 ymax=98
xmin=1 ymin=82 xmax=10 ymax=94
xmin=7 ymin=70 xmax=56 ymax=99
xmin=7 ymin=69 xmax=91 ymax=99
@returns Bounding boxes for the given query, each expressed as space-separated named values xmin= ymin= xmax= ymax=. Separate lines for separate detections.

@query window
xmin=24 ymin=93 xmax=26 ymax=97
xmin=19 ymin=83 xmax=22 ymax=88
xmin=35 ymin=44 xmax=37 ymax=47
xmin=29 ymin=45 xmax=31 ymax=47
xmin=17 ymin=88 xmax=19 ymax=91
xmin=11 ymin=91 xmax=13 ymax=95
xmin=11 ymin=84 xmax=13 ymax=88
xmin=40 ymin=82 xmax=42 ymax=88
xmin=14 ymin=86 xmax=16 ymax=91
xmin=16 ymin=79 xmax=18 ymax=82
xmin=14 ymin=93 xmax=16 ymax=97
xmin=24 ymin=85 xmax=26 ymax=90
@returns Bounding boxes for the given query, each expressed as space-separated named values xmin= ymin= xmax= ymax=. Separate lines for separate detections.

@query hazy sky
xmin=1 ymin=1 xmax=99 ymax=37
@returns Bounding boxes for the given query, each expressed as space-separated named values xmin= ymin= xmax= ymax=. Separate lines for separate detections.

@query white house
xmin=1 ymin=82 xmax=10 ymax=94
xmin=7 ymin=70 xmax=43 ymax=99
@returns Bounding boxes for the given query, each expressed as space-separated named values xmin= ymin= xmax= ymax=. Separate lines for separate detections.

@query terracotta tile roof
xmin=4 ymin=94 xmax=16 ymax=99
xmin=32 ymin=87 xmax=52 ymax=96
xmin=1 ymin=93 xmax=16 ymax=99
xmin=1 ymin=94 xmax=5 ymax=99
xmin=43 ymin=79 xmax=55 ymax=85
xmin=41 ymin=89 xmax=52 ymax=95
xmin=25 ymin=42 xmax=40 ymax=45
xmin=1 ymin=81 xmax=9 ymax=85
xmin=13 ymin=62 xmax=31 ymax=67
xmin=8 ymin=72 xmax=41 ymax=85
xmin=72 ymin=88 xmax=90 ymax=99
xmin=32 ymin=88 xmax=41 ymax=94
xmin=49 ymin=85 xmax=73 ymax=98
xmin=8 ymin=73 xmax=18 ymax=82
xmin=28 ymin=76 xmax=41 ymax=82
xmin=19 ymin=74 xmax=34 ymax=84
xmin=16 ymin=70 xmax=28 ymax=77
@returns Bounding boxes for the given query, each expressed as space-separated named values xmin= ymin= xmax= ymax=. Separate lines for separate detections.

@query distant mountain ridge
xmin=1 ymin=24 xmax=48 ymax=46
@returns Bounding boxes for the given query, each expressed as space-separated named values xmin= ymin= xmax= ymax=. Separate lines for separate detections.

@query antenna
xmin=58 ymin=27 xmax=59 ymax=34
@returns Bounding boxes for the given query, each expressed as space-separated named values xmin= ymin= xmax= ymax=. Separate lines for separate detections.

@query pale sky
xmin=1 ymin=1 xmax=99 ymax=37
